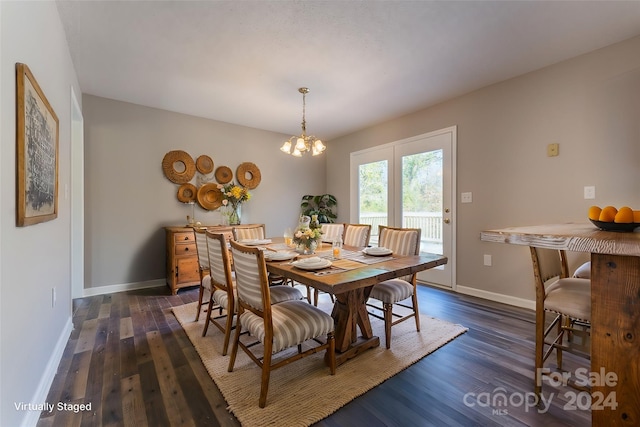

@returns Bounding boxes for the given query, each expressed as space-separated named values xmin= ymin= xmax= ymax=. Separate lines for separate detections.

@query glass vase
xmin=229 ymin=203 xmax=241 ymax=225
xmin=297 ymin=240 xmax=318 ymax=255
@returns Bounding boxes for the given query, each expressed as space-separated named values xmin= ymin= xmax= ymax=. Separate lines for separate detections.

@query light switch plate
xmin=461 ymin=192 xmax=472 ymax=203
xmin=584 ymin=186 xmax=596 ymax=199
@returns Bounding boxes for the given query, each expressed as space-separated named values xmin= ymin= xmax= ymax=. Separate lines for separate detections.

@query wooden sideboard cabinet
xmin=164 ymin=224 xmax=257 ymax=295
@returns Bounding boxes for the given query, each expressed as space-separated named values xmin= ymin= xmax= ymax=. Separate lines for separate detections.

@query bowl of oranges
xmin=588 ymin=205 xmax=640 ymax=232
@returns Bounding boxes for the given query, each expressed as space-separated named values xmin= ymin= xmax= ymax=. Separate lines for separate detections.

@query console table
xmin=481 ymin=222 xmax=640 ymax=426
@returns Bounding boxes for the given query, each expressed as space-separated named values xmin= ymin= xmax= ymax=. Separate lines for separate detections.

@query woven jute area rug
xmin=172 ymin=298 xmax=467 ymax=427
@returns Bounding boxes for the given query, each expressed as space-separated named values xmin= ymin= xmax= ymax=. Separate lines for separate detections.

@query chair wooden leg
xmin=202 ymin=293 xmax=215 ymax=337
xmin=259 ymin=340 xmax=273 ymax=408
xmin=556 ymin=316 xmax=565 ymax=370
xmin=222 ymin=301 xmax=234 ymax=356
xmin=412 ymin=292 xmax=420 ymax=332
xmin=195 ymin=284 xmax=205 ymax=321
xmin=534 ymin=308 xmax=545 ymax=396
xmin=313 ymin=288 xmax=335 ymax=306
xmin=383 ymin=302 xmax=393 ymax=349
xmin=227 ymin=314 xmax=243 ymax=373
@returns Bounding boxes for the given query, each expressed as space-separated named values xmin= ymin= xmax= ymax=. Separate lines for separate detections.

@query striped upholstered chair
xmin=367 ymin=225 xmax=422 ymax=349
xmin=343 ymin=223 xmax=372 ymax=247
xmin=231 ymin=224 xmax=266 ymax=241
xmin=320 ymin=223 xmax=345 ymax=243
xmin=204 ymin=232 xmax=304 ymax=355
xmin=228 ymin=240 xmax=336 ymax=408
xmin=232 ymin=223 xmax=293 ymax=287
xmin=193 ymin=227 xmax=211 ymax=321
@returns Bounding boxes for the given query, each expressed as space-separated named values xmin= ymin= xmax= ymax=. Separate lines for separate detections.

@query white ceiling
xmin=56 ymin=0 xmax=640 ymax=140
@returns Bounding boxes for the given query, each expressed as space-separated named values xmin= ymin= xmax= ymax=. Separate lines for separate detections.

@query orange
xmin=598 ymin=206 xmax=618 ymax=222
xmin=614 ymin=206 xmax=634 ymax=223
xmin=634 ymin=211 xmax=640 ymax=223
xmin=588 ymin=206 xmax=602 ymax=221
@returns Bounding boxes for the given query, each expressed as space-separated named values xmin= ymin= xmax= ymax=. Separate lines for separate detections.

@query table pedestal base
xmin=327 ymin=286 xmax=380 ymax=366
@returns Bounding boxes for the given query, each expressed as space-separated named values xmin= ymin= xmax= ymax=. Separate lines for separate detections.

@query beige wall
xmin=327 ymin=35 xmax=640 ymax=304
xmin=1 ymin=2 xmax=81 ymax=426
xmin=82 ymin=95 xmax=326 ymax=290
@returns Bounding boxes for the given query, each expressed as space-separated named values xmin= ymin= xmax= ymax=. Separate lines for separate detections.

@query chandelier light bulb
xmin=295 ymin=137 xmax=307 ymax=151
xmin=280 ymin=140 xmax=292 ymax=153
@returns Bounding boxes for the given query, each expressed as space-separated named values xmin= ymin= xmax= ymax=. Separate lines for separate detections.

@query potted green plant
xmin=300 ymin=194 xmax=337 ymax=223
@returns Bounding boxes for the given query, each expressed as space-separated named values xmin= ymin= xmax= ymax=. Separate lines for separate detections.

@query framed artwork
xmin=16 ymin=63 xmax=59 ymax=226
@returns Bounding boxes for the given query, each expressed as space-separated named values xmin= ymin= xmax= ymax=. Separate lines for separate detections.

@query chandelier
xmin=280 ymin=87 xmax=326 ymax=157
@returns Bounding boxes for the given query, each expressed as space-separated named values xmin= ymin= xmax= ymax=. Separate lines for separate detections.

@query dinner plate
xmin=238 ymin=239 xmax=272 ymax=246
xmin=291 ymin=258 xmax=332 ymax=270
xmin=264 ymin=251 xmax=297 ymax=261
xmin=363 ymin=247 xmax=393 ymax=256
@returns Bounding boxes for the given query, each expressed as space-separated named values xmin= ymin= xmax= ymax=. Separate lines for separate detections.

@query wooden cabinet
xmin=165 ymin=227 xmax=200 ymax=294
xmin=164 ymin=224 xmax=257 ymax=294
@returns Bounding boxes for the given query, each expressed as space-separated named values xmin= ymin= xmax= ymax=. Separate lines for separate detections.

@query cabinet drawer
xmin=175 ymin=243 xmax=196 ymax=256
xmin=174 ymin=231 xmax=195 ymax=244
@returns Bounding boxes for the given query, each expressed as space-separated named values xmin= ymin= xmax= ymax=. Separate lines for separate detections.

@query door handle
xmin=443 ymin=218 xmax=450 ymax=224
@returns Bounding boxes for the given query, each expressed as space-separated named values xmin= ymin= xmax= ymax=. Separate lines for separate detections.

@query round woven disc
xmin=236 ymin=162 xmax=261 ymax=189
xmin=162 ymin=150 xmax=196 ymax=184
xmin=197 ymin=183 xmax=223 ymax=210
xmin=196 ymin=155 xmax=214 ymax=174
xmin=215 ymin=166 xmax=233 ymax=184
xmin=177 ymin=183 xmax=197 ymax=203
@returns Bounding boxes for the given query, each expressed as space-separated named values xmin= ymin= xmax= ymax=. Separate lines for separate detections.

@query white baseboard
xmin=455 ymin=285 xmax=535 ymax=311
xmin=81 ymin=279 xmax=166 ymax=298
xmin=21 ymin=316 xmax=73 ymax=427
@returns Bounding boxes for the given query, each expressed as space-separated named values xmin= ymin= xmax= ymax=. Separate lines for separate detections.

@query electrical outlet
xmin=461 ymin=192 xmax=473 ymax=203
xmin=547 ymin=143 xmax=559 ymax=157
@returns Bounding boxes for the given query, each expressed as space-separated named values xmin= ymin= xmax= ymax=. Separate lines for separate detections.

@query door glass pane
xmin=401 ymin=150 xmax=443 ymax=255
xmin=358 ymin=160 xmax=388 ymax=246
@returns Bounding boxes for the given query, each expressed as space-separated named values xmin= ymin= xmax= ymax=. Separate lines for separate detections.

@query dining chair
xmin=204 ymin=232 xmax=306 ymax=355
xmin=367 ymin=225 xmax=421 ymax=349
xmin=203 ymin=231 xmax=236 ymax=355
xmin=193 ymin=227 xmax=211 ymax=321
xmin=343 ymin=223 xmax=372 ymax=247
xmin=529 ymin=247 xmax=591 ymax=396
xmin=232 ymin=224 xmax=297 ymax=288
xmin=227 ymin=240 xmax=336 ymax=408
xmin=320 ymin=223 xmax=345 ymax=243
xmin=232 ymin=224 xmax=266 ymax=241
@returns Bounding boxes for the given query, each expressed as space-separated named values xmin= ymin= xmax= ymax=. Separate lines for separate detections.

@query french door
xmin=350 ymin=126 xmax=456 ymax=288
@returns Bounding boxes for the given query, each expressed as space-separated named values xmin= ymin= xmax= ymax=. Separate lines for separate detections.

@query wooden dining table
xmin=264 ymin=240 xmax=448 ymax=366
xmin=480 ymin=222 xmax=640 ymax=427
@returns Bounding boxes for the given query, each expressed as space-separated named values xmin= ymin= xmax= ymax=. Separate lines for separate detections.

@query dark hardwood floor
xmin=37 ymin=284 xmax=590 ymax=427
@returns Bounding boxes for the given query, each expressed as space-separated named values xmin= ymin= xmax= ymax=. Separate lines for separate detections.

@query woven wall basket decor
xmin=214 ymin=166 xmax=233 ymax=184
xmin=177 ymin=183 xmax=197 ymax=203
xmin=162 ymin=150 xmax=196 ymax=184
xmin=196 ymin=155 xmax=214 ymax=174
xmin=197 ymin=183 xmax=223 ymax=210
xmin=236 ymin=162 xmax=261 ymax=189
